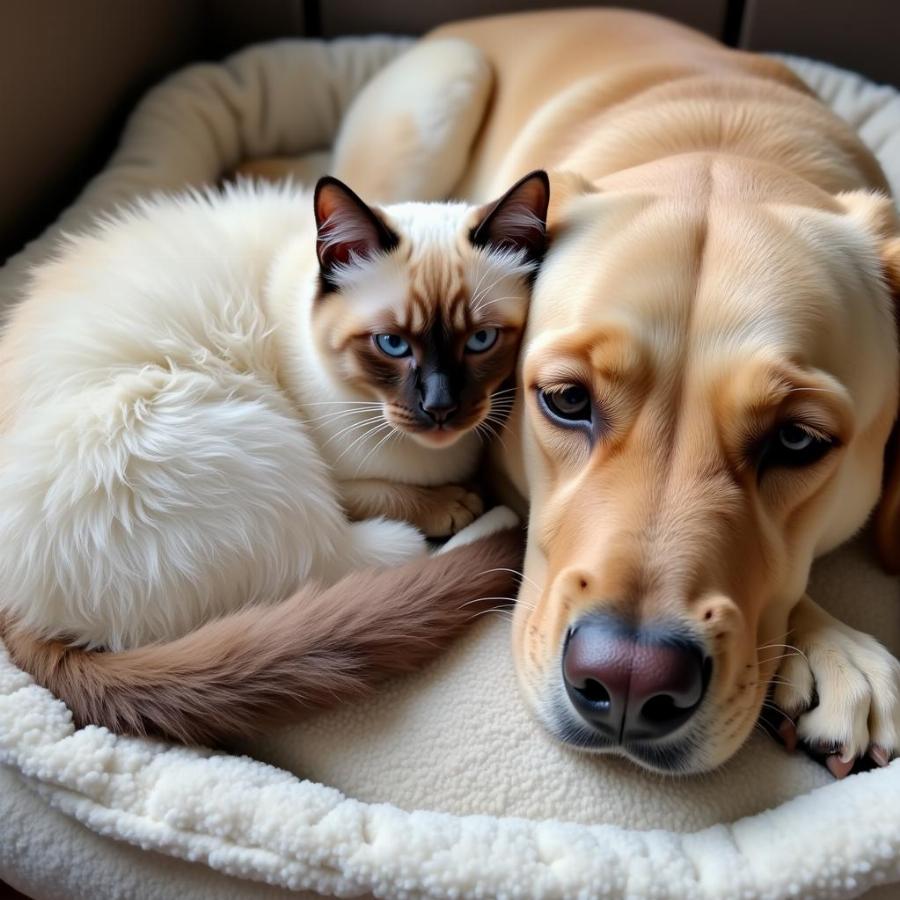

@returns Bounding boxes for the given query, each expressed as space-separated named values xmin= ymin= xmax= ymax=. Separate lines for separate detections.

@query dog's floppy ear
xmin=876 ymin=235 xmax=900 ymax=572
xmin=839 ymin=191 xmax=900 ymax=571
xmin=546 ymin=169 xmax=597 ymax=227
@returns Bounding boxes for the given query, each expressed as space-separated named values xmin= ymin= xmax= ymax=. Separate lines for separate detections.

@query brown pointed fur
xmin=2 ymin=529 xmax=522 ymax=745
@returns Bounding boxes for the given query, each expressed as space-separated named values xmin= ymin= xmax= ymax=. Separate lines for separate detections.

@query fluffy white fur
xmin=0 ymin=183 xmax=529 ymax=650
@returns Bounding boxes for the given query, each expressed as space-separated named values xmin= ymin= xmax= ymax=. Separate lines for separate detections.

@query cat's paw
xmin=771 ymin=596 xmax=900 ymax=778
xmin=412 ymin=484 xmax=484 ymax=538
xmin=438 ymin=505 xmax=521 ymax=554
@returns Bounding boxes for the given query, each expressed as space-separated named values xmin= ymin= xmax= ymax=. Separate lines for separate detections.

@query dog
xmin=363 ymin=9 xmax=899 ymax=776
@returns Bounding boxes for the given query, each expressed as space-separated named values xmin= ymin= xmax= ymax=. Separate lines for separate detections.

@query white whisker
xmin=322 ymin=414 xmax=386 ymax=445
xmin=354 ymin=424 xmax=399 ymax=474
xmin=334 ymin=419 xmax=392 ymax=465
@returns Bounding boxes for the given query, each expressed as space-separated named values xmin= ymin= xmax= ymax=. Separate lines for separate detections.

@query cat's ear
xmin=314 ymin=177 xmax=399 ymax=281
xmin=470 ymin=169 xmax=550 ymax=263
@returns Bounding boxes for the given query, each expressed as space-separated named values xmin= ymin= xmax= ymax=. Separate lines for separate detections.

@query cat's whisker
xmin=322 ymin=414 xmax=387 ymax=445
xmin=306 ymin=407 xmax=385 ymax=427
xmin=482 ymin=412 xmax=513 ymax=441
xmin=354 ymin=423 xmax=400 ymax=475
xmin=469 ymin=260 xmax=496 ymax=306
xmin=475 ymin=420 xmax=501 ymax=450
xmin=478 ymin=418 xmax=509 ymax=454
xmin=471 ymin=272 xmax=511 ymax=311
xmin=301 ymin=400 xmax=385 ymax=407
xmin=474 ymin=295 xmax=523 ymax=313
xmin=304 ymin=400 xmax=383 ymax=411
xmin=305 ymin=408 xmax=380 ymax=425
xmin=334 ymin=419 xmax=392 ymax=465
xmin=338 ymin=425 xmax=392 ymax=467
xmin=470 ymin=264 xmax=509 ymax=307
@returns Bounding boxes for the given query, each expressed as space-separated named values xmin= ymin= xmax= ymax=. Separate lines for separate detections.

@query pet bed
xmin=1 ymin=35 xmax=899 ymax=900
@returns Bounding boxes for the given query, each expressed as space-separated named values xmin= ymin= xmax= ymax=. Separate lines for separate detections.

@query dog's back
xmin=433 ymin=8 xmax=888 ymax=201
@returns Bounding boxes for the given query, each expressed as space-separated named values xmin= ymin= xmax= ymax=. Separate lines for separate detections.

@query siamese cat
xmin=0 ymin=170 xmax=549 ymax=743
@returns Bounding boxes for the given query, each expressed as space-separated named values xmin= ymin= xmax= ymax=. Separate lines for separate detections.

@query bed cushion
xmin=0 ymin=38 xmax=898 ymax=900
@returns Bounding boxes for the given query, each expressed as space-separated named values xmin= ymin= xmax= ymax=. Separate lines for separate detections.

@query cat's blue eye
xmin=374 ymin=333 xmax=411 ymax=358
xmin=465 ymin=327 xmax=499 ymax=353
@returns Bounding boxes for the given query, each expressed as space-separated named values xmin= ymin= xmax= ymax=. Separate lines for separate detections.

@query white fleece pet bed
xmin=1 ymin=36 xmax=900 ymax=900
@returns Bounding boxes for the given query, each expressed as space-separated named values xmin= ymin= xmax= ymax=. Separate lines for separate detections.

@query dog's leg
xmin=772 ymin=594 xmax=900 ymax=777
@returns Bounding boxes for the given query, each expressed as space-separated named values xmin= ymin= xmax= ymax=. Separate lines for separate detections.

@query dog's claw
xmin=825 ymin=754 xmax=855 ymax=779
xmin=761 ymin=714 xmax=895 ymax=778
xmin=768 ymin=596 xmax=900 ymax=782
xmin=778 ymin=717 xmax=798 ymax=752
xmin=870 ymin=745 xmax=891 ymax=767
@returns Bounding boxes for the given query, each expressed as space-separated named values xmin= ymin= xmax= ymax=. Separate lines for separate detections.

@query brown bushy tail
xmin=2 ymin=529 xmax=522 ymax=745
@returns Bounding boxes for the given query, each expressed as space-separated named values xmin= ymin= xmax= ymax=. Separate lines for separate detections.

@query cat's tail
xmin=2 ymin=522 xmax=522 ymax=746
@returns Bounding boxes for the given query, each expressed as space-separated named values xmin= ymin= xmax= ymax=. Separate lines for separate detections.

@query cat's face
xmin=310 ymin=173 xmax=549 ymax=447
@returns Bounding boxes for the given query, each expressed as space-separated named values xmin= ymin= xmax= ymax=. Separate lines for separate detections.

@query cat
xmin=0 ymin=170 xmax=549 ymax=743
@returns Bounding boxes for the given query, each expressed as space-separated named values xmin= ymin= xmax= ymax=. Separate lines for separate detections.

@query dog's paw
xmin=771 ymin=596 xmax=900 ymax=778
xmin=410 ymin=484 xmax=484 ymax=538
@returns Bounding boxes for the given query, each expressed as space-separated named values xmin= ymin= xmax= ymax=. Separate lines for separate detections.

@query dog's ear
xmin=876 ymin=235 xmax=900 ymax=572
xmin=546 ymin=169 xmax=597 ymax=227
xmin=838 ymin=191 xmax=900 ymax=571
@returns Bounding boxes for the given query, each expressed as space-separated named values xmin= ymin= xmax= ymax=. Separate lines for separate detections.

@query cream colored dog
xmin=338 ymin=9 xmax=900 ymax=776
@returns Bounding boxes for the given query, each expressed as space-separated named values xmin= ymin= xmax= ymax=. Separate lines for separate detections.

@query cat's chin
xmin=406 ymin=428 xmax=468 ymax=449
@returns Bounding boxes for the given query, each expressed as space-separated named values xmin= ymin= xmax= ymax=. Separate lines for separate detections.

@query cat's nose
xmin=420 ymin=399 xmax=458 ymax=424
xmin=419 ymin=373 xmax=458 ymax=424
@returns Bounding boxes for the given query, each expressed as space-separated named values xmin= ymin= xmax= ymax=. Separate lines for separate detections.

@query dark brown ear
xmin=470 ymin=169 xmax=550 ymax=263
xmin=875 ymin=236 xmax=900 ymax=573
xmin=314 ymin=176 xmax=398 ymax=285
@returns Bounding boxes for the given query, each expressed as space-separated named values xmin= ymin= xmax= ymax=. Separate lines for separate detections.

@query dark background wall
xmin=1 ymin=0 xmax=897 ymax=263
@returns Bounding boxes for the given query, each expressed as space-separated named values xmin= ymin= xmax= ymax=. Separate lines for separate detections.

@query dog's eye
xmin=759 ymin=423 xmax=834 ymax=472
xmin=465 ymin=327 xmax=499 ymax=353
xmin=374 ymin=333 xmax=411 ymax=358
xmin=539 ymin=385 xmax=592 ymax=425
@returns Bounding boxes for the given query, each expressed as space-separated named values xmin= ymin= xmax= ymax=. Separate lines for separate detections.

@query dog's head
xmin=511 ymin=160 xmax=900 ymax=773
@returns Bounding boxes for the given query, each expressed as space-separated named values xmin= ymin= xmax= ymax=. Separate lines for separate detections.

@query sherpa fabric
xmin=0 ymin=36 xmax=899 ymax=900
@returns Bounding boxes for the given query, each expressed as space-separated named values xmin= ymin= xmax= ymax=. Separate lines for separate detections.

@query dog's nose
xmin=562 ymin=616 xmax=707 ymax=743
